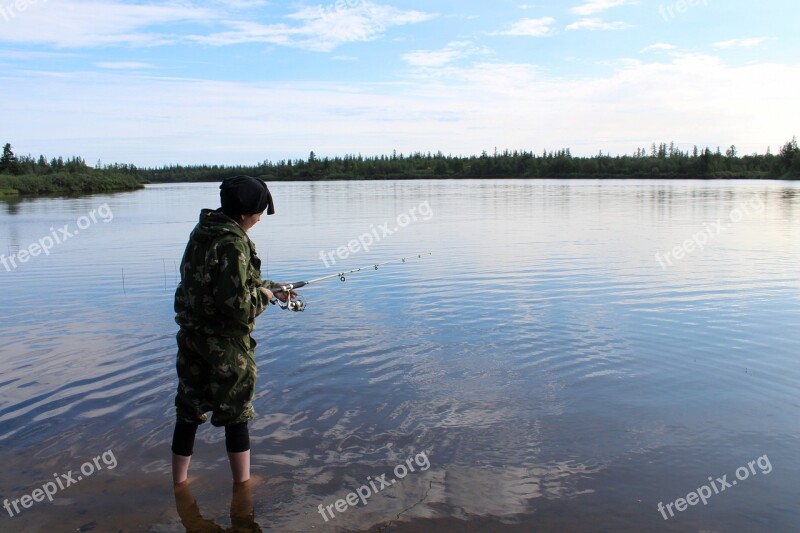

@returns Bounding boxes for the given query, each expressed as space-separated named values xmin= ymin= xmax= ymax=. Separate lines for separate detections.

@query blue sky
xmin=0 ymin=0 xmax=798 ymax=166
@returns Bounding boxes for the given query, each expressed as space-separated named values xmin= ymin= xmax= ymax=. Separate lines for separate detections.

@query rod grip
xmin=271 ymin=281 xmax=307 ymax=293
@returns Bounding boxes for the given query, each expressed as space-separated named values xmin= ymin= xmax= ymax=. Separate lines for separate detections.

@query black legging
xmin=172 ymin=421 xmax=250 ymax=456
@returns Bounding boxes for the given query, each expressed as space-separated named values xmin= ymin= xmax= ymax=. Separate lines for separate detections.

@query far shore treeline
xmin=1 ymin=138 xmax=798 ymax=197
xmin=0 ymin=143 xmax=143 ymax=197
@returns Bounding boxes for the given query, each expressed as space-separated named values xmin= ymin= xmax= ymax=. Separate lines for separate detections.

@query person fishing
xmin=171 ymin=175 xmax=295 ymax=486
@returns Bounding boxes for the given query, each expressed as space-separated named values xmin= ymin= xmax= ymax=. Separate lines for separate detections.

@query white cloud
xmin=216 ymin=0 xmax=270 ymax=7
xmin=5 ymin=53 xmax=797 ymax=166
xmin=0 ymin=0 xmax=434 ymax=52
xmin=0 ymin=1 xmax=214 ymax=48
xmin=413 ymin=61 xmax=543 ymax=90
xmin=403 ymin=41 xmax=490 ymax=68
xmin=640 ymin=43 xmax=677 ymax=53
xmin=570 ymin=0 xmax=636 ymax=16
xmin=192 ymin=2 xmax=436 ymax=52
xmin=403 ymin=49 xmax=463 ymax=68
xmin=496 ymin=17 xmax=557 ymax=37
xmin=0 ymin=50 xmax=80 ymax=60
xmin=95 ymin=62 xmax=155 ymax=70
xmin=566 ymin=18 xmax=630 ymax=31
xmin=713 ymin=37 xmax=768 ymax=49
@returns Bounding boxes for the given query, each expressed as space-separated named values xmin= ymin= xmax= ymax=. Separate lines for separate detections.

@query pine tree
xmin=0 ymin=143 xmax=20 ymax=175
xmin=777 ymin=137 xmax=799 ymax=176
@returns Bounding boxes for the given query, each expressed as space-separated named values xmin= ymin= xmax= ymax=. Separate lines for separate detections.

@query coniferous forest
xmin=1 ymin=139 xmax=798 ymax=196
xmin=0 ymin=143 xmax=143 ymax=197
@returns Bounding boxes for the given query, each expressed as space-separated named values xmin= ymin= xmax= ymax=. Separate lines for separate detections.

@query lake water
xmin=1 ymin=180 xmax=799 ymax=532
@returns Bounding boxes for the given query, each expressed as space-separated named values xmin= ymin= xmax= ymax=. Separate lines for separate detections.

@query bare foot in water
xmin=173 ymin=474 xmax=199 ymax=488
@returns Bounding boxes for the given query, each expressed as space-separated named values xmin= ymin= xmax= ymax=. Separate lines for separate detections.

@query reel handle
xmin=268 ymin=281 xmax=307 ymax=312
xmin=269 ymin=287 xmax=306 ymax=312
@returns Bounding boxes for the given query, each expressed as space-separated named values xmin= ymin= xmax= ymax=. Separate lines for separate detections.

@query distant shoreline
xmin=0 ymin=173 xmax=144 ymax=198
xmin=2 ymin=138 xmax=798 ymax=196
xmin=136 ymin=140 xmax=800 ymax=183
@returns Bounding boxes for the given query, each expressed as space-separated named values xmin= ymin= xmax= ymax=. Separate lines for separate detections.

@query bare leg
xmin=172 ymin=453 xmax=192 ymax=486
xmin=228 ymin=450 xmax=250 ymax=483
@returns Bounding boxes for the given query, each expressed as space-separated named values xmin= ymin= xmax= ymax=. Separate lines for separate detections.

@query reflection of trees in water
xmin=0 ymin=195 xmax=23 ymax=216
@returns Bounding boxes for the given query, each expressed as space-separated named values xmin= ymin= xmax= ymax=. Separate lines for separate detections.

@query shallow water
xmin=1 ymin=180 xmax=799 ymax=532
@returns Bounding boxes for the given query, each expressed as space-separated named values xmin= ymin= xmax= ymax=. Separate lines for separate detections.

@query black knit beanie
xmin=220 ymin=176 xmax=275 ymax=217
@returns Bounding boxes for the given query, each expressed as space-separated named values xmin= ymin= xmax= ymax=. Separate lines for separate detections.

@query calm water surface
xmin=1 ymin=180 xmax=799 ymax=532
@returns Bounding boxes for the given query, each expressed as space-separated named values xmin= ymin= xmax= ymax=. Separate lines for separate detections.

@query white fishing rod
xmin=268 ymin=252 xmax=432 ymax=312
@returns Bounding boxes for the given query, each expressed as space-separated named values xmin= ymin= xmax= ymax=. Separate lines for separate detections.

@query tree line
xmin=2 ymin=139 xmax=798 ymax=193
xmin=0 ymin=143 xmax=143 ymax=196
xmin=135 ymin=139 xmax=800 ymax=182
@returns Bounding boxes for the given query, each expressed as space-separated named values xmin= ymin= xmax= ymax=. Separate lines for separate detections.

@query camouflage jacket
xmin=175 ymin=208 xmax=272 ymax=337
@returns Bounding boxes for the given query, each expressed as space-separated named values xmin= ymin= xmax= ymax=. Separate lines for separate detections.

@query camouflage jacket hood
xmin=174 ymin=208 xmax=271 ymax=337
xmin=190 ymin=208 xmax=249 ymax=244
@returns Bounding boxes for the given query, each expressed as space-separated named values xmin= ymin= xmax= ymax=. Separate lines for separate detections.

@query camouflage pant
xmin=175 ymin=329 xmax=257 ymax=427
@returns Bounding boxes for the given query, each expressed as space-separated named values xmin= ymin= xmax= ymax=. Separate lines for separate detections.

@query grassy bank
xmin=0 ymin=173 xmax=144 ymax=197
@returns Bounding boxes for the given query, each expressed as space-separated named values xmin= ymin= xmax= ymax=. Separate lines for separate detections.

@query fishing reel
xmin=271 ymin=293 xmax=306 ymax=312
xmin=286 ymin=295 xmax=306 ymax=312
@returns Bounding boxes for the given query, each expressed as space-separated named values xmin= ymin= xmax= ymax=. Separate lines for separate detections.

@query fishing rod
xmin=268 ymin=252 xmax=432 ymax=312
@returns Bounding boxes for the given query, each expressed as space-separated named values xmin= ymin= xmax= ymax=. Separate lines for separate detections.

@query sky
xmin=0 ymin=0 xmax=798 ymax=166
